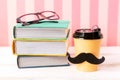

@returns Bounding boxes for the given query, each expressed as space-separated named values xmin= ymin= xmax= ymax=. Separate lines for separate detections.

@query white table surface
xmin=0 ymin=46 xmax=120 ymax=80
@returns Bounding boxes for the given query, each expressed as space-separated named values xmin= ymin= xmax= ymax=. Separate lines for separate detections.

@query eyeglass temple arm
xmin=16 ymin=18 xmax=21 ymax=23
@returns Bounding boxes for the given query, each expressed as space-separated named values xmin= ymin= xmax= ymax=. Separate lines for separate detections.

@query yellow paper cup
xmin=68 ymin=26 xmax=105 ymax=72
xmin=74 ymin=39 xmax=101 ymax=72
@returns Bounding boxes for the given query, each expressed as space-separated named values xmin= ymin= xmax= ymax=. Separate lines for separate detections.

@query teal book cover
xmin=13 ymin=20 xmax=70 ymax=39
xmin=15 ymin=20 xmax=69 ymax=28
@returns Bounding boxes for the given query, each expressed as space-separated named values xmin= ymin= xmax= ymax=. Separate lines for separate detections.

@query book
xmin=12 ymin=39 xmax=68 ymax=56
xmin=17 ymin=55 xmax=69 ymax=68
xmin=13 ymin=20 xmax=70 ymax=39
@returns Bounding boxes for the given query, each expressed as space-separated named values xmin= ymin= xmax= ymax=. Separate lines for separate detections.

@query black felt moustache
xmin=67 ymin=52 xmax=105 ymax=64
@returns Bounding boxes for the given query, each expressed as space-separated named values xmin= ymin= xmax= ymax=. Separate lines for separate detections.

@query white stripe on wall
xmin=62 ymin=0 xmax=72 ymax=28
xmin=25 ymin=0 xmax=35 ymax=13
xmin=7 ymin=0 xmax=16 ymax=46
xmin=44 ymin=0 xmax=54 ymax=11
xmin=98 ymin=0 xmax=108 ymax=46
xmin=80 ymin=0 xmax=90 ymax=28
xmin=117 ymin=0 xmax=120 ymax=46
xmin=62 ymin=0 xmax=72 ymax=20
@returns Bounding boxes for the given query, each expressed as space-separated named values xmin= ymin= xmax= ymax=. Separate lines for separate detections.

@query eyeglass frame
xmin=16 ymin=11 xmax=60 ymax=26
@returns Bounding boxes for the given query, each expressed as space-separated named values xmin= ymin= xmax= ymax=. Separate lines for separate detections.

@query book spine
xmin=13 ymin=26 xmax=16 ymax=38
xmin=17 ymin=56 xmax=20 ymax=68
xmin=12 ymin=40 xmax=16 ymax=55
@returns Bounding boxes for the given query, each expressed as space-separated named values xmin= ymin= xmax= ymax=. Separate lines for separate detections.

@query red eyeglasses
xmin=75 ymin=25 xmax=101 ymax=33
xmin=17 ymin=11 xmax=60 ymax=26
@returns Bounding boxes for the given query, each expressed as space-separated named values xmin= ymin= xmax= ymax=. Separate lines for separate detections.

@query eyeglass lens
xmin=20 ymin=14 xmax=39 ymax=22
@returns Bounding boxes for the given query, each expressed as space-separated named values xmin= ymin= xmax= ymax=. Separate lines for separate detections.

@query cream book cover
xmin=12 ymin=39 xmax=68 ymax=56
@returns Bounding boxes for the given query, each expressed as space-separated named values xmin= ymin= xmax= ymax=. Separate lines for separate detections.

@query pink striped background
xmin=0 ymin=0 xmax=120 ymax=46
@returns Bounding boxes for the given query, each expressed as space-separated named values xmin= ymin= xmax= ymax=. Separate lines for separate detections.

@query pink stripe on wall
xmin=90 ymin=0 xmax=98 ymax=26
xmin=54 ymin=0 xmax=63 ymax=19
xmin=34 ymin=0 xmax=44 ymax=12
xmin=0 ymin=0 xmax=9 ymax=46
xmin=17 ymin=0 xmax=25 ymax=17
xmin=107 ymin=0 xmax=119 ymax=46
xmin=71 ymin=0 xmax=80 ymax=46
xmin=1 ymin=0 xmax=120 ymax=46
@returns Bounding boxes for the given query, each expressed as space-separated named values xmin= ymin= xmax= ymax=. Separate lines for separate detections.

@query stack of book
xmin=12 ymin=20 xmax=70 ymax=68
